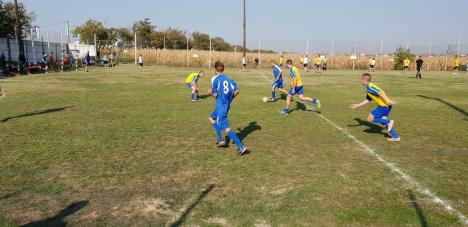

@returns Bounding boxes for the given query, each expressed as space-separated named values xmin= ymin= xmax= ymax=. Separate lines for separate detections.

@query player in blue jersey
xmin=208 ymin=61 xmax=248 ymax=156
xmin=269 ymin=61 xmax=288 ymax=102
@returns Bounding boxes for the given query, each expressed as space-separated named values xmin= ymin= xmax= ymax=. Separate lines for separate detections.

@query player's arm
xmin=351 ymin=99 xmax=370 ymax=109
xmin=233 ymin=82 xmax=240 ymax=98
xmin=291 ymin=77 xmax=297 ymax=87
xmin=378 ymin=91 xmax=397 ymax=105
xmin=276 ymin=70 xmax=282 ymax=82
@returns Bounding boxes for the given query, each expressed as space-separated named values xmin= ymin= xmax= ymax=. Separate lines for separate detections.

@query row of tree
xmin=72 ymin=18 xmax=253 ymax=52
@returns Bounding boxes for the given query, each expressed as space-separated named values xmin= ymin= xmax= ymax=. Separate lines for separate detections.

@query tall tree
xmin=132 ymin=18 xmax=154 ymax=48
xmin=0 ymin=0 xmax=33 ymax=61
xmin=72 ymin=19 xmax=108 ymax=48
xmin=150 ymin=31 xmax=165 ymax=49
xmin=107 ymin=27 xmax=133 ymax=47
xmin=164 ymin=28 xmax=189 ymax=49
xmin=212 ymin=37 xmax=232 ymax=51
xmin=192 ymin=32 xmax=210 ymax=50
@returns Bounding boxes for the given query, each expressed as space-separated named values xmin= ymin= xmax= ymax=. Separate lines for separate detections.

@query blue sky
xmin=21 ymin=0 xmax=468 ymax=54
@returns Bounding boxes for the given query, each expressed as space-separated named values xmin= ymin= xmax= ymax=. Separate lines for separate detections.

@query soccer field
xmin=0 ymin=66 xmax=467 ymax=226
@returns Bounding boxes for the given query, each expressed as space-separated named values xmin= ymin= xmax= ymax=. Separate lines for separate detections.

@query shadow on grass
xmin=348 ymin=118 xmax=388 ymax=137
xmin=197 ymin=94 xmax=211 ymax=100
xmin=169 ymin=184 xmax=214 ymax=227
xmin=1 ymin=106 xmax=74 ymax=123
xmin=407 ymin=190 xmax=428 ymax=227
xmin=21 ymin=200 xmax=88 ymax=227
xmin=417 ymin=95 xmax=468 ymax=117
xmin=225 ymin=122 xmax=262 ymax=146
xmin=0 ymin=189 xmax=24 ymax=201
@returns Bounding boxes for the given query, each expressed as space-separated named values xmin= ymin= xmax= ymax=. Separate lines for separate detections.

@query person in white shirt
xmin=242 ymin=56 xmax=247 ymax=71
xmin=369 ymin=57 xmax=376 ymax=72
xmin=138 ymin=54 xmax=144 ymax=71
xmin=303 ymin=55 xmax=309 ymax=72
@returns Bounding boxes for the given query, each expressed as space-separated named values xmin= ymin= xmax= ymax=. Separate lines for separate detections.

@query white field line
xmin=260 ymin=74 xmax=468 ymax=225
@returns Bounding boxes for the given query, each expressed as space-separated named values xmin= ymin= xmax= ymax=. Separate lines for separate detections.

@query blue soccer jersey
xmin=211 ymin=74 xmax=239 ymax=117
xmin=273 ymin=64 xmax=282 ymax=81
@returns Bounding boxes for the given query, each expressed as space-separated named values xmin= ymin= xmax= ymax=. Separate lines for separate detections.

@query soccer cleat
xmin=315 ymin=99 xmax=321 ymax=109
xmin=387 ymin=120 xmax=394 ymax=133
xmin=236 ymin=146 xmax=248 ymax=156
xmin=387 ymin=137 xmax=401 ymax=142
xmin=215 ymin=140 xmax=226 ymax=147
xmin=269 ymin=98 xmax=275 ymax=102
xmin=279 ymin=109 xmax=289 ymax=115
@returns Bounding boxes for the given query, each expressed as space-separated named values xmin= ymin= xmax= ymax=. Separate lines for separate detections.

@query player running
xmin=208 ymin=61 xmax=248 ymax=156
xmin=185 ymin=71 xmax=205 ymax=102
xmin=351 ymin=73 xmax=400 ymax=142
xmin=269 ymin=61 xmax=287 ymax=102
xmin=279 ymin=60 xmax=321 ymax=115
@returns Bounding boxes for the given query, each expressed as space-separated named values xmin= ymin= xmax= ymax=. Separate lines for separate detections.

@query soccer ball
xmin=262 ymin=97 xmax=269 ymax=103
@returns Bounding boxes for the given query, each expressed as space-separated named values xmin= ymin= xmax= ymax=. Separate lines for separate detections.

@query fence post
xmin=258 ymin=38 xmax=261 ymax=68
xmin=93 ymin=33 xmax=97 ymax=60
xmin=163 ymin=35 xmax=166 ymax=66
xmin=380 ymin=36 xmax=383 ymax=70
xmin=134 ymin=33 xmax=137 ymax=65
xmin=209 ymin=35 xmax=212 ymax=68
xmin=186 ymin=35 xmax=189 ymax=67
xmin=30 ymin=27 xmax=35 ymax=62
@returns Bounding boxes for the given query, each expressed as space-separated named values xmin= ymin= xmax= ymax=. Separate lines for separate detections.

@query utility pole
xmin=14 ymin=0 xmax=25 ymax=67
xmin=243 ymin=0 xmax=246 ymax=59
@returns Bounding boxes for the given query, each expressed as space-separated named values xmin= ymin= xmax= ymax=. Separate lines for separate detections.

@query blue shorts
xmin=288 ymin=86 xmax=304 ymax=95
xmin=186 ymin=83 xmax=193 ymax=88
xmin=272 ymin=80 xmax=284 ymax=89
xmin=371 ymin=106 xmax=392 ymax=118
xmin=210 ymin=111 xmax=229 ymax=130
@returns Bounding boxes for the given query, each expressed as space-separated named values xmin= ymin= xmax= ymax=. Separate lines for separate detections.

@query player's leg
xmin=219 ymin=116 xmax=247 ymax=155
xmin=209 ymin=114 xmax=225 ymax=146
xmin=279 ymin=91 xmax=293 ymax=115
xmin=190 ymin=85 xmax=197 ymax=101
xmin=271 ymin=82 xmax=277 ymax=101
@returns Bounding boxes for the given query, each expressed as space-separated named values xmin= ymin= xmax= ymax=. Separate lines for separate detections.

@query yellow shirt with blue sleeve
xmin=289 ymin=66 xmax=303 ymax=87
xmin=185 ymin=72 xmax=200 ymax=84
xmin=365 ymin=82 xmax=389 ymax=107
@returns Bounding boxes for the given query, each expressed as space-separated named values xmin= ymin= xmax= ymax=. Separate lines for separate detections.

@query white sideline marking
xmin=260 ymin=74 xmax=468 ymax=225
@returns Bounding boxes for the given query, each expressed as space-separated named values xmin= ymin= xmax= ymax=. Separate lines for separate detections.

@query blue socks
xmin=191 ymin=93 xmax=195 ymax=100
xmin=227 ymin=130 xmax=244 ymax=149
xmin=212 ymin=123 xmax=223 ymax=141
xmin=373 ymin=118 xmax=390 ymax=124
xmin=272 ymin=91 xmax=276 ymax=99
xmin=312 ymin=98 xmax=318 ymax=105
xmin=389 ymin=129 xmax=399 ymax=138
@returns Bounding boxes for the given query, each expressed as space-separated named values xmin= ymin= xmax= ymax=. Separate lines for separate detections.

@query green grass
xmin=0 ymin=66 xmax=467 ymax=226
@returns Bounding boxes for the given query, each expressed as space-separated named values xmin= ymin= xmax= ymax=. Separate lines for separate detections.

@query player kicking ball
xmin=185 ymin=71 xmax=205 ymax=102
xmin=279 ymin=59 xmax=321 ymax=115
xmin=208 ymin=61 xmax=248 ymax=156
xmin=351 ymin=73 xmax=400 ymax=142
xmin=269 ymin=61 xmax=287 ymax=102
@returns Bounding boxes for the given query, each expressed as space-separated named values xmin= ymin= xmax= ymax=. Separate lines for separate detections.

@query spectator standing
xmin=369 ymin=57 xmax=376 ymax=72
xmin=138 ymin=54 xmax=144 ymax=71
xmin=109 ymin=52 xmax=114 ymax=67
xmin=0 ymin=52 xmax=5 ymax=72
xmin=84 ymin=51 xmax=91 ymax=72
xmin=415 ymin=56 xmax=423 ymax=79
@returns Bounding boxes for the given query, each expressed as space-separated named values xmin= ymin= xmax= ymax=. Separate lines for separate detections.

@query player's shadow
xmin=1 ymin=106 xmax=74 ymax=123
xmin=348 ymin=118 xmax=388 ymax=137
xmin=224 ymin=122 xmax=262 ymax=148
xmin=417 ymin=95 xmax=468 ymax=117
xmin=0 ymin=189 xmax=24 ymax=201
xmin=197 ymin=94 xmax=211 ymax=100
xmin=407 ymin=189 xmax=428 ymax=227
xmin=21 ymin=200 xmax=88 ymax=227
xmin=169 ymin=184 xmax=214 ymax=227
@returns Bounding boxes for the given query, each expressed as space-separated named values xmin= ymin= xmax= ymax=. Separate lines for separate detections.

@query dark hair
xmin=286 ymin=59 xmax=293 ymax=65
xmin=199 ymin=70 xmax=205 ymax=74
xmin=214 ymin=61 xmax=224 ymax=72
xmin=362 ymin=72 xmax=372 ymax=79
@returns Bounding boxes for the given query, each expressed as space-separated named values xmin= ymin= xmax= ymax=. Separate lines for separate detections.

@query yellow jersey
xmin=289 ymin=66 xmax=303 ymax=87
xmin=365 ymin=82 xmax=389 ymax=107
xmin=185 ymin=72 xmax=200 ymax=84
xmin=316 ymin=57 xmax=322 ymax=65
xmin=300 ymin=57 xmax=304 ymax=63
xmin=403 ymin=59 xmax=410 ymax=67
xmin=454 ymin=58 xmax=461 ymax=67
xmin=279 ymin=57 xmax=283 ymax=64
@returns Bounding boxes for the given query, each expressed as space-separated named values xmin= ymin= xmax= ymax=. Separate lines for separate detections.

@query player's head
xmin=198 ymin=71 xmax=205 ymax=77
xmin=214 ymin=61 xmax=224 ymax=73
xmin=372 ymin=57 xmax=375 ymax=60
xmin=361 ymin=72 xmax=372 ymax=85
xmin=270 ymin=60 xmax=276 ymax=67
xmin=286 ymin=59 xmax=293 ymax=68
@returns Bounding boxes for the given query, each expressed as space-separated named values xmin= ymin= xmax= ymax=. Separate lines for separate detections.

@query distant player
xmin=351 ymin=73 xmax=400 ymax=142
xmin=453 ymin=56 xmax=461 ymax=74
xmin=84 ymin=51 xmax=91 ymax=72
xmin=314 ymin=55 xmax=322 ymax=73
xmin=269 ymin=61 xmax=287 ymax=102
xmin=138 ymin=54 xmax=144 ymax=71
xmin=185 ymin=71 xmax=205 ymax=101
xmin=279 ymin=55 xmax=284 ymax=68
xmin=415 ymin=56 xmax=423 ymax=79
xmin=208 ymin=61 xmax=248 ymax=156
xmin=321 ymin=55 xmax=327 ymax=71
xmin=403 ymin=58 xmax=410 ymax=72
xmin=299 ymin=56 xmax=304 ymax=67
xmin=242 ymin=56 xmax=246 ymax=71
xmin=369 ymin=57 xmax=376 ymax=72
xmin=279 ymin=59 xmax=321 ymax=115
xmin=303 ymin=55 xmax=309 ymax=72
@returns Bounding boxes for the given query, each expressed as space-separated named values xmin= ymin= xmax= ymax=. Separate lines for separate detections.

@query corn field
xmin=118 ymin=48 xmax=467 ymax=71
